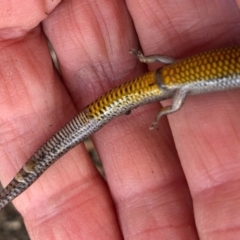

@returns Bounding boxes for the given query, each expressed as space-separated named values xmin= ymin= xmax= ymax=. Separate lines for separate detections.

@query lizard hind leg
xmin=150 ymin=86 xmax=189 ymax=130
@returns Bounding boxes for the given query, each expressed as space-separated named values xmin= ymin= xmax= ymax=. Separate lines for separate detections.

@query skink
xmin=0 ymin=46 xmax=240 ymax=210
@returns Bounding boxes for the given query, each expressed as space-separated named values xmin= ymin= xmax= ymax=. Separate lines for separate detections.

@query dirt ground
xmin=0 ymin=185 xmax=30 ymax=240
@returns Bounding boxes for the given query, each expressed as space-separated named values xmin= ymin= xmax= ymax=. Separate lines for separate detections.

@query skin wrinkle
xmin=195 ymin=181 xmax=240 ymax=235
xmin=202 ymin=0 xmax=211 ymax=16
xmin=117 ymin=10 xmax=134 ymax=57
xmin=94 ymin=3 xmax=111 ymax=57
xmin=219 ymin=120 xmax=238 ymax=163
xmin=147 ymin=4 xmax=176 ymax=44
xmin=131 ymin=223 xmax=193 ymax=239
xmin=92 ymin=62 xmax=113 ymax=94
xmin=88 ymin=2 xmax=132 ymax=87
xmin=184 ymin=12 xmax=210 ymax=47
xmin=3 ymin=62 xmax=22 ymax=108
xmin=27 ymin=173 xmax=100 ymax=224
xmin=177 ymin=112 xmax=214 ymax=191
xmin=78 ymin=4 xmax=103 ymax=49
xmin=208 ymin=227 xmax=240 ymax=239
xmin=58 ymin=223 xmax=73 ymax=240
xmin=223 ymin=96 xmax=240 ymax=153
xmin=72 ymin=4 xmax=94 ymax=49
xmin=230 ymin=121 xmax=240 ymax=149
xmin=0 ymin=124 xmax=24 ymax=177
xmin=21 ymin=62 xmax=40 ymax=115
xmin=4 ymin=38 xmax=49 ymax=112
xmin=67 ymin=7 xmax=117 ymax=94
xmin=1 ymin=115 xmax=29 ymax=145
xmin=200 ymin=121 xmax=220 ymax=159
xmin=194 ymin=173 xmax=240 ymax=203
xmin=166 ymin=3 xmax=191 ymax=39
xmin=33 ymin=182 xmax=114 ymax=239
xmin=31 ymin=39 xmax=76 ymax=113
xmin=195 ymin=125 xmax=221 ymax=188
xmin=208 ymin=221 xmax=240 ymax=234
xmin=65 ymin=14 xmax=84 ymax=53
xmin=201 ymin=102 xmax=240 ymax=163
xmin=0 ymin=72 xmax=12 ymax=107
xmin=213 ymin=185 xmax=240 ymax=206
xmin=143 ymin=2 xmax=160 ymax=28
xmin=165 ymin=2 xmax=191 ymax=38
xmin=63 ymin=148 xmax=95 ymax=183
xmin=117 ymin=160 xmax=185 ymax=203
xmin=77 ymin=65 xmax=103 ymax=94
xmin=120 ymin=183 xmax=193 ymax=237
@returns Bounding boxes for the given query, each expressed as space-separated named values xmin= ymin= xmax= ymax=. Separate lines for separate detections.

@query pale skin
xmin=1 ymin=0 xmax=240 ymax=239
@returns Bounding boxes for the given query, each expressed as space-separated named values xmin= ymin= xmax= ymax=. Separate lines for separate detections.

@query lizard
xmin=0 ymin=46 xmax=240 ymax=209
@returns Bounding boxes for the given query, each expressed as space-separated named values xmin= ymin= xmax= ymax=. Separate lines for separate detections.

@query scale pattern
xmin=161 ymin=46 xmax=240 ymax=85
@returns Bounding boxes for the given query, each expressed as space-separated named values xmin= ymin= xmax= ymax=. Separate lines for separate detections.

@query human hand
xmin=1 ymin=0 xmax=240 ymax=239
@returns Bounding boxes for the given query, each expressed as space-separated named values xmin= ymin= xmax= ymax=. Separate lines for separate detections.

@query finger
xmin=44 ymin=1 xmax=200 ymax=240
xmin=44 ymin=0 xmax=141 ymax=107
xmin=42 ymin=0 xmax=143 ymax=239
xmin=128 ymin=0 xmax=240 ymax=239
